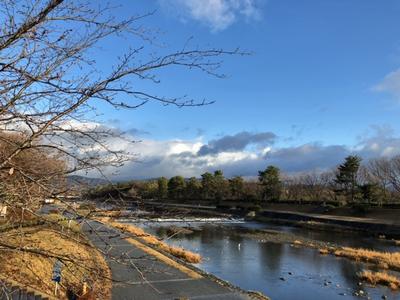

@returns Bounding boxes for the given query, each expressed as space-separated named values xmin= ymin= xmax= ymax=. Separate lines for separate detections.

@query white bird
xmin=238 ymin=243 xmax=241 ymax=251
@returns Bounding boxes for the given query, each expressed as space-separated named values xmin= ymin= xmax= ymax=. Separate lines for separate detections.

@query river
xmin=125 ymin=219 xmax=399 ymax=300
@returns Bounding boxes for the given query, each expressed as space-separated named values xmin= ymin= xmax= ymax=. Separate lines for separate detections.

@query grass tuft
xmin=319 ymin=248 xmax=329 ymax=255
xmin=359 ymin=270 xmax=400 ymax=290
xmin=334 ymin=247 xmax=400 ymax=271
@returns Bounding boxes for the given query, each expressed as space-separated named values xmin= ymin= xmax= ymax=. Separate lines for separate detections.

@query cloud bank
xmin=77 ymin=124 xmax=400 ymax=180
xmin=197 ymin=131 xmax=276 ymax=155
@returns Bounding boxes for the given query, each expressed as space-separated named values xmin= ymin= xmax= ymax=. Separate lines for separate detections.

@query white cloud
xmin=77 ymin=124 xmax=400 ymax=180
xmin=373 ymin=68 xmax=400 ymax=100
xmin=167 ymin=140 xmax=202 ymax=155
xmin=159 ymin=0 xmax=262 ymax=31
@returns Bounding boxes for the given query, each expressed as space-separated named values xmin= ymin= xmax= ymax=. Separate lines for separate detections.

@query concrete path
xmin=82 ymin=220 xmax=250 ymax=300
xmin=260 ymin=209 xmax=400 ymax=236
xmin=262 ymin=209 xmax=382 ymax=222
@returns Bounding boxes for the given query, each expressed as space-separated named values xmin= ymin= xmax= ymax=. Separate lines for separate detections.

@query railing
xmin=0 ymin=276 xmax=57 ymax=300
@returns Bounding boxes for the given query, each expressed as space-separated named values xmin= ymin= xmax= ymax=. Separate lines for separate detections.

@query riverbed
xmin=125 ymin=219 xmax=400 ymax=300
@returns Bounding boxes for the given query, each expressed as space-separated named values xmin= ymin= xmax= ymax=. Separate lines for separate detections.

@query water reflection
xmin=136 ymin=221 xmax=399 ymax=300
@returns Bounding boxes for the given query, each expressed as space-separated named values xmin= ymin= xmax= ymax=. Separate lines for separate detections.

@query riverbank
xmin=92 ymin=200 xmax=400 ymax=239
xmin=96 ymin=217 xmax=202 ymax=263
xmin=134 ymin=218 xmax=400 ymax=299
xmin=253 ymin=209 xmax=400 ymax=238
xmin=86 ymin=218 xmax=269 ymax=300
xmin=262 ymin=203 xmax=400 ymax=222
xmin=136 ymin=200 xmax=400 ymax=237
xmin=237 ymin=226 xmax=400 ymax=280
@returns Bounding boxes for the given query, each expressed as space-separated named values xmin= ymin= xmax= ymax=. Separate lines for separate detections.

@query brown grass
xmin=125 ymin=237 xmax=202 ymax=279
xmin=359 ymin=270 xmax=400 ymax=290
xmin=319 ymin=248 xmax=329 ymax=255
xmin=0 ymin=228 xmax=111 ymax=299
xmin=92 ymin=210 xmax=122 ymax=218
xmin=44 ymin=213 xmax=81 ymax=233
xmin=99 ymin=218 xmax=201 ymax=263
xmin=333 ymin=247 xmax=400 ymax=271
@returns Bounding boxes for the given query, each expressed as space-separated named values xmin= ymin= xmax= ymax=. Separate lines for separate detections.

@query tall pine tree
xmin=335 ymin=155 xmax=362 ymax=203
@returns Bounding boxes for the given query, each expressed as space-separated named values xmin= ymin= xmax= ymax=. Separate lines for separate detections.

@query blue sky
xmin=86 ymin=0 xmax=400 ymax=179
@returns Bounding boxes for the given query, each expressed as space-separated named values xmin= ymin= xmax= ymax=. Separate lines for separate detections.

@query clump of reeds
xmin=334 ymin=247 xmax=400 ymax=271
xmin=319 ymin=248 xmax=329 ymax=255
xmin=359 ymin=270 xmax=400 ymax=290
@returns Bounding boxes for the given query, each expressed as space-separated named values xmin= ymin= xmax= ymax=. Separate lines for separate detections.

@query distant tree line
xmin=86 ymin=155 xmax=400 ymax=206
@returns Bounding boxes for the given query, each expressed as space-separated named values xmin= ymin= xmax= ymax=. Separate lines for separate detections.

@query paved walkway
xmin=82 ymin=220 xmax=250 ymax=300
xmin=261 ymin=208 xmax=400 ymax=224
xmin=260 ymin=209 xmax=400 ymax=236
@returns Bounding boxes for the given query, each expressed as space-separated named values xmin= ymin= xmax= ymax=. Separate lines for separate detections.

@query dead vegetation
xmin=98 ymin=218 xmax=201 ymax=263
xmin=0 ymin=228 xmax=111 ymax=299
xmin=165 ymin=226 xmax=194 ymax=236
xmin=319 ymin=248 xmax=329 ymax=255
xmin=92 ymin=210 xmax=122 ymax=218
xmin=359 ymin=270 xmax=400 ymax=290
xmin=332 ymin=247 xmax=400 ymax=271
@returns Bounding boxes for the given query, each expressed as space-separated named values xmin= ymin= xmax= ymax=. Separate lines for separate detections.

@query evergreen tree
xmin=359 ymin=183 xmax=380 ymax=205
xmin=213 ymin=170 xmax=229 ymax=201
xmin=201 ymin=172 xmax=215 ymax=200
xmin=185 ymin=177 xmax=202 ymax=200
xmin=258 ymin=165 xmax=282 ymax=201
xmin=335 ymin=155 xmax=362 ymax=203
xmin=229 ymin=176 xmax=244 ymax=200
xmin=157 ymin=177 xmax=168 ymax=199
xmin=140 ymin=181 xmax=158 ymax=199
xmin=168 ymin=176 xmax=186 ymax=200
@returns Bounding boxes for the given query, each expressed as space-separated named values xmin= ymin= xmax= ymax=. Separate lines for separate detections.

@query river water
xmin=127 ymin=219 xmax=400 ymax=300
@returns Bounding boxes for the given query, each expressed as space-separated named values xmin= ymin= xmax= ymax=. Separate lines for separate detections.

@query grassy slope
xmin=0 ymin=217 xmax=111 ymax=299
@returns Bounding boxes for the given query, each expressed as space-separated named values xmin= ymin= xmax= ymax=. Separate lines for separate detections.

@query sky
xmin=83 ymin=0 xmax=400 ymax=179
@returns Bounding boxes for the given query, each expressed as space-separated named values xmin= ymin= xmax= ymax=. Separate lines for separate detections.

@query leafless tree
xmin=367 ymin=158 xmax=391 ymax=193
xmin=388 ymin=156 xmax=400 ymax=194
xmin=301 ymin=171 xmax=327 ymax=202
xmin=364 ymin=156 xmax=400 ymax=203
xmin=282 ymin=174 xmax=305 ymax=202
xmin=0 ymin=0 xmax=243 ymax=297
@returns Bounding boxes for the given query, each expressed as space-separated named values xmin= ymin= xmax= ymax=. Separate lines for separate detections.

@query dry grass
xmin=333 ymin=247 xmax=400 ymax=271
xmin=0 ymin=228 xmax=111 ymax=299
xmin=99 ymin=218 xmax=201 ymax=263
xmin=125 ymin=237 xmax=202 ymax=279
xmin=319 ymin=248 xmax=329 ymax=255
xmin=93 ymin=210 xmax=122 ymax=218
xmin=44 ymin=213 xmax=81 ymax=233
xmin=359 ymin=270 xmax=400 ymax=290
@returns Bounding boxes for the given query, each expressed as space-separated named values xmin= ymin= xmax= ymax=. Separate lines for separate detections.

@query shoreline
xmin=131 ymin=200 xmax=400 ymax=238
xmin=253 ymin=209 xmax=400 ymax=238
xmin=127 ymin=214 xmax=400 ymax=294
xmin=91 ymin=217 xmax=270 ymax=300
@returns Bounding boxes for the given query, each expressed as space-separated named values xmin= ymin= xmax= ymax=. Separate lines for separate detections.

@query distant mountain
xmin=67 ymin=175 xmax=109 ymax=187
